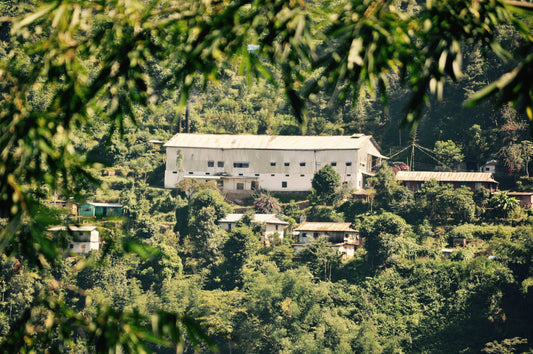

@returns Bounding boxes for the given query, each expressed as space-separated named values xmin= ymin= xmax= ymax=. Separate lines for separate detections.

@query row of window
xmin=206 ymin=161 xmax=353 ymax=168
xmin=184 ymin=171 xmax=352 ymax=177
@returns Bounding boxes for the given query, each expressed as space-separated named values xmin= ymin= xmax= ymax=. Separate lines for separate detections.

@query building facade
xmin=79 ymin=202 xmax=123 ymax=217
xmin=48 ymin=226 xmax=100 ymax=254
xmin=395 ymin=171 xmax=499 ymax=192
xmin=292 ymin=222 xmax=361 ymax=259
xmin=164 ymin=133 xmax=385 ymax=192
xmin=218 ymin=213 xmax=288 ymax=245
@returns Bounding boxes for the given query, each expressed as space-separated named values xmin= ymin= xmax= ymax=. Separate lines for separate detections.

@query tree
xmin=433 ymin=140 xmax=464 ymax=171
xmin=311 ymin=165 xmax=341 ymax=205
xmin=359 ymin=212 xmax=409 ymax=268
xmin=253 ymin=192 xmax=282 ymax=214
xmin=371 ymin=164 xmax=400 ymax=209
xmin=298 ymin=237 xmax=341 ymax=281
xmin=189 ymin=189 xmax=233 ymax=222
xmin=219 ymin=227 xmax=259 ymax=289
xmin=489 ymin=192 xmax=520 ymax=219
xmin=1 ymin=0 xmax=533 ymax=351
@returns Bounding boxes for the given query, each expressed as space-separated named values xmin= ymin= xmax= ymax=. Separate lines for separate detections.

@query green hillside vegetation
xmin=1 ymin=0 xmax=533 ymax=352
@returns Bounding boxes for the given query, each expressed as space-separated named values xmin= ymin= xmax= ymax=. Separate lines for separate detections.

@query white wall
xmin=165 ymin=146 xmax=365 ymax=191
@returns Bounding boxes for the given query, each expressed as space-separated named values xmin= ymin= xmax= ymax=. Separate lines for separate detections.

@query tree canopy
xmin=1 ymin=0 xmax=533 ymax=351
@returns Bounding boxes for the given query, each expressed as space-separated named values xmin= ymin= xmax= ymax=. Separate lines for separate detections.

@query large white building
xmin=164 ymin=133 xmax=385 ymax=192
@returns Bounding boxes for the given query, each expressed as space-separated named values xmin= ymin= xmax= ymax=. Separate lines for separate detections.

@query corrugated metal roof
xmin=395 ymin=171 xmax=498 ymax=183
xmin=164 ymin=133 xmax=382 ymax=152
xmin=84 ymin=202 xmax=123 ymax=207
xmin=294 ymin=222 xmax=356 ymax=232
xmin=219 ymin=213 xmax=288 ymax=225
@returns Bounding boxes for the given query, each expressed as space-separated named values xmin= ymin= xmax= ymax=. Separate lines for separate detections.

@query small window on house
xmin=237 ymin=183 xmax=244 ymax=190
xmin=233 ymin=162 xmax=249 ymax=168
xmin=284 ymin=162 xmax=290 ymax=166
xmin=217 ymin=180 xmax=223 ymax=187
xmin=69 ymin=244 xmax=74 ymax=249
xmin=300 ymin=162 xmax=306 ymax=166
xmin=206 ymin=172 xmax=210 ymax=175
xmin=271 ymin=174 xmax=275 ymax=177
xmin=285 ymin=174 xmax=290 ymax=177
xmin=188 ymin=171 xmax=194 ymax=174
xmin=347 ymin=174 xmax=351 ymax=177
xmin=346 ymin=162 xmax=352 ymax=166
xmin=275 ymin=225 xmax=279 ymax=231
xmin=271 ymin=162 xmax=276 ymax=166
xmin=218 ymin=161 xmax=224 ymax=167
xmin=239 ymin=173 xmax=243 ymax=176
xmin=331 ymin=162 xmax=337 ymax=166
xmin=255 ymin=173 xmax=260 ymax=176
xmin=313 ymin=232 xmax=319 ymax=237
xmin=300 ymin=174 xmax=305 ymax=177
xmin=207 ymin=161 xmax=214 ymax=167
xmin=251 ymin=181 xmax=257 ymax=189
xmin=172 ymin=171 xmax=177 ymax=174
xmin=282 ymin=181 xmax=287 ymax=188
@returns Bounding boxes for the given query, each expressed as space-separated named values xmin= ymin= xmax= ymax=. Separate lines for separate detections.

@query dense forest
xmin=0 ymin=0 xmax=532 ymax=352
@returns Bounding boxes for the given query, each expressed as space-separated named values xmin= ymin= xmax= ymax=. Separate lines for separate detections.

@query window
xmin=346 ymin=162 xmax=352 ymax=166
xmin=238 ymin=173 xmax=243 ymax=176
xmin=284 ymin=162 xmax=290 ymax=166
xmin=237 ymin=183 xmax=244 ymax=190
xmin=347 ymin=174 xmax=351 ymax=177
xmin=188 ymin=171 xmax=194 ymax=174
xmin=300 ymin=162 xmax=306 ymax=166
xmin=313 ymin=232 xmax=319 ymax=237
xmin=205 ymin=172 xmax=210 ymax=175
xmin=251 ymin=181 xmax=257 ymax=189
xmin=217 ymin=161 xmax=224 ymax=167
xmin=285 ymin=174 xmax=290 ymax=177
xmin=300 ymin=174 xmax=305 ymax=177
xmin=233 ymin=162 xmax=249 ymax=168
xmin=271 ymin=174 xmax=275 ymax=176
xmin=255 ymin=173 xmax=260 ymax=176
xmin=207 ymin=161 xmax=214 ymax=167
xmin=270 ymin=162 xmax=276 ymax=166
xmin=331 ymin=162 xmax=337 ymax=166
xmin=172 ymin=171 xmax=177 ymax=174
xmin=282 ymin=181 xmax=287 ymax=188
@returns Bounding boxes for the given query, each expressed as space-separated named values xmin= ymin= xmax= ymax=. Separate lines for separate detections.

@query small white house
xmin=48 ymin=226 xmax=100 ymax=254
xmin=218 ymin=213 xmax=288 ymax=244
xmin=292 ymin=222 xmax=361 ymax=259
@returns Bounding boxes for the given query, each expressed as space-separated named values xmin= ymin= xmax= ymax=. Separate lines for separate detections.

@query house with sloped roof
xmin=395 ymin=171 xmax=498 ymax=192
xmin=163 ymin=133 xmax=386 ymax=193
xmin=218 ymin=213 xmax=288 ymax=245
xmin=48 ymin=226 xmax=100 ymax=254
xmin=79 ymin=202 xmax=123 ymax=217
xmin=292 ymin=222 xmax=361 ymax=259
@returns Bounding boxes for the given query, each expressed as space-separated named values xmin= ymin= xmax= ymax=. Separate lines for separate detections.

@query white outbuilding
xmin=164 ymin=133 xmax=385 ymax=193
xmin=48 ymin=226 xmax=100 ymax=254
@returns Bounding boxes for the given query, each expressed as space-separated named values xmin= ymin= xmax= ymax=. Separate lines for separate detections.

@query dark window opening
xmin=346 ymin=162 xmax=352 ymax=166
xmin=270 ymin=162 xmax=276 ymax=166
xmin=331 ymin=162 xmax=337 ymax=166
xmin=300 ymin=162 xmax=306 ymax=166
xmin=236 ymin=183 xmax=244 ymax=190
xmin=208 ymin=161 xmax=214 ymax=167
xmin=284 ymin=162 xmax=290 ymax=166
xmin=233 ymin=162 xmax=249 ymax=168
xmin=218 ymin=161 xmax=224 ymax=167
xmin=282 ymin=181 xmax=287 ymax=188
